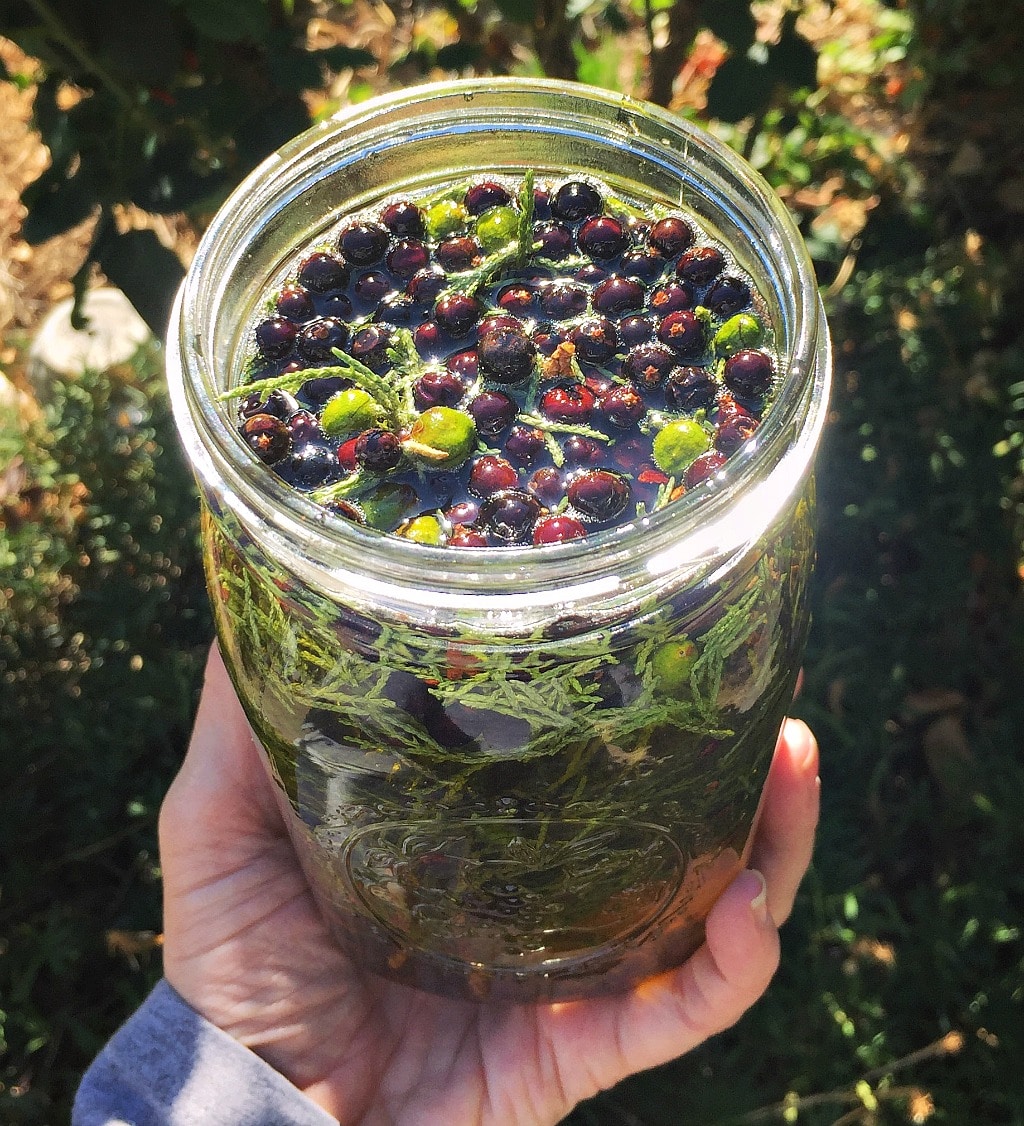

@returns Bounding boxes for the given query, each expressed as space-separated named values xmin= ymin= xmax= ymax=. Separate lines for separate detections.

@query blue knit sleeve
xmin=72 ymin=979 xmax=338 ymax=1126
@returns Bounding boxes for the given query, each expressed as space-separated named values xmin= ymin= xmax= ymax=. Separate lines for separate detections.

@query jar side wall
xmin=200 ymin=466 xmax=815 ymax=1000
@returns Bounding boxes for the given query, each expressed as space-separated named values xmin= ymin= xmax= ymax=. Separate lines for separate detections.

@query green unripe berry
xmin=396 ymin=514 xmax=444 ymax=545
xmin=714 ymin=313 xmax=764 ymax=357
xmin=360 ymin=482 xmax=417 ymax=531
xmin=425 ymin=199 xmax=468 ymax=239
xmin=652 ymin=418 xmax=711 ymax=476
xmin=476 ymin=206 xmax=519 ymax=251
xmin=321 ymin=388 xmax=388 ymax=438
xmin=649 ymin=638 xmax=698 ymax=694
xmin=406 ymin=406 xmax=477 ymax=468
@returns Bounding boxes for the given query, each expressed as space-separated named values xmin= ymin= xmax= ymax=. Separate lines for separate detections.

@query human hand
xmin=159 ymin=644 xmax=820 ymax=1125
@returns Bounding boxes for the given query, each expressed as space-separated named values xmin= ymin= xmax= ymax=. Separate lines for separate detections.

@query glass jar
xmin=167 ymin=78 xmax=831 ymax=1002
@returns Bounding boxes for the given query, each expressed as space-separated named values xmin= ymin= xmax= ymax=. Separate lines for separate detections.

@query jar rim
xmin=169 ymin=76 xmax=831 ymax=599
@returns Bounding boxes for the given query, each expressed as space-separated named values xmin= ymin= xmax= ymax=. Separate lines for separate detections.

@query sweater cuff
xmin=73 ymin=978 xmax=338 ymax=1125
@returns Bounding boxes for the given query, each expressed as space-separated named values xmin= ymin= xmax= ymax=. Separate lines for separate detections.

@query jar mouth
xmin=169 ymin=77 xmax=830 ymax=598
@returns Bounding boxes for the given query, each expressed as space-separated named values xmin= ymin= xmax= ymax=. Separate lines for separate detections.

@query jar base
xmin=279 ymin=787 xmax=748 ymax=1003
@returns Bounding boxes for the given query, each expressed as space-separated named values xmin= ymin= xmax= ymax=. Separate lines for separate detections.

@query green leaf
xmin=92 ymin=228 xmax=185 ymax=334
xmin=702 ymin=0 xmax=757 ymax=51
xmin=492 ymin=0 xmax=536 ymax=24
xmin=179 ymin=0 xmax=271 ymax=42
xmin=705 ymin=54 xmax=772 ymax=123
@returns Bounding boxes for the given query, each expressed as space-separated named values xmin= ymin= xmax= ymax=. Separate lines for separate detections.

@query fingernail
xmin=786 ymin=718 xmax=817 ymax=774
xmin=747 ymin=869 xmax=770 ymax=923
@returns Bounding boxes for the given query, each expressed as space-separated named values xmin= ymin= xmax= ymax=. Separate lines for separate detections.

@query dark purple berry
xmin=339 ymin=221 xmax=390 ymax=266
xmin=676 ymin=246 xmax=725 ymax=285
xmin=550 ymin=180 xmax=602 ymax=221
xmin=354 ymin=271 xmax=394 ymax=306
xmin=321 ymin=293 xmax=354 ymax=320
xmin=277 ymin=439 xmax=342 ymax=489
xmin=413 ymin=320 xmax=445 ymax=357
xmin=533 ymin=513 xmax=587 ymax=545
xmin=575 ymin=263 xmax=607 ymax=284
xmin=297 ymin=317 xmax=350 ymax=362
xmin=599 ymin=385 xmax=646 ymax=429
xmin=533 ymin=325 xmax=570 ymax=356
xmin=468 ymin=390 xmax=516 ymax=436
xmin=479 ymin=314 xmax=524 ymax=338
xmin=469 ymin=455 xmax=519 ymax=497
xmin=465 ymin=180 xmax=513 ymax=214
xmin=238 ymin=391 xmax=268 ymax=419
xmin=300 ymin=375 xmax=348 ymax=407
xmin=241 ymin=413 xmax=290 ymax=463
xmin=571 ymin=317 xmax=617 ymax=363
xmin=349 ymin=324 xmax=392 ymax=371
xmin=539 ymin=384 xmax=597 ymax=424
xmin=623 ymin=343 xmax=676 ymax=390
xmin=562 ymin=435 xmax=603 ymax=467
xmin=436 ymin=236 xmax=482 ymax=273
xmin=504 ymin=425 xmax=546 ymax=466
xmin=705 ymin=275 xmax=751 ymax=316
xmin=716 ymin=414 xmax=760 ymax=455
xmin=496 ymin=284 xmax=536 ymax=314
xmin=578 ymin=215 xmax=627 ymax=260
xmin=355 ymin=428 xmax=403 ymax=472
xmin=478 ymin=328 xmax=537 ymax=384
xmin=723 ymin=349 xmax=773 ymax=399
xmin=649 ymin=281 xmax=694 ymax=314
xmin=254 ymin=316 xmax=297 ymax=360
xmin=413 ymin=371 xmax=466 ymax=409
xmin=540 ymin=282 xmax=587 ymax=320
xmin=567 ymin=469 xmax=631 ymax=522
xmin=286 ymin=409 xmax=322 ymax=443
xmin=649 ymin=217 xmax=694 ymax=257
xmin=479 ymin=489 xmax=542 ymax=542
xmin=375 ymin=293 xmax=419 ymax=327
xmin=380 ymin=200 xmax=425 ymax=238
xmin=665 ymin=366 xmax=717 ymax=412
xmin=532 ymin=187 xmax=551 ymax=219
xmin=618 ymin=314 xmax=654 ymax=346
xmin=435 ymin=293 xmax=484 ymax=337
xmin=533 ymin=222 xmax=574 ymax=260
xmin=407 ymin=267 xmax=447 ymax=306
xmin=276 ymin=284 xmax=315 ymax=321
xmin=443 ymin=498 xmax=477 ymax=523
xmin=684 ymin=450 xmax=728 ymax=487
xmin=297 ymin=251 xmax=349 ymax=293
xmin=657 ymin=310 xmax=704 ymax=356
xmin=447 ymin=348 xmax=480 ymax=380
xmin=386 ymin=239 xmax=429 ymax=278
xmin=619 ymin=250 xmax=665 ymax=283
xmin=262 ymin=389 xmax=301 ymax=419
xmin=526 ymin=466 xmax=564 ymax=506
xmin=592 ymin=275 xmax=645 ymax=315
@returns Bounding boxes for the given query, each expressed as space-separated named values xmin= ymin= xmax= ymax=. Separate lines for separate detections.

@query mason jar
xmin=167 ymin=78 xmax=831 ymax=1003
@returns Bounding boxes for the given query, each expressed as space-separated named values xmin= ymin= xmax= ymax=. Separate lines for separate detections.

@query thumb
xmin=562 ymin=868 xmax=780 ymax=1091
